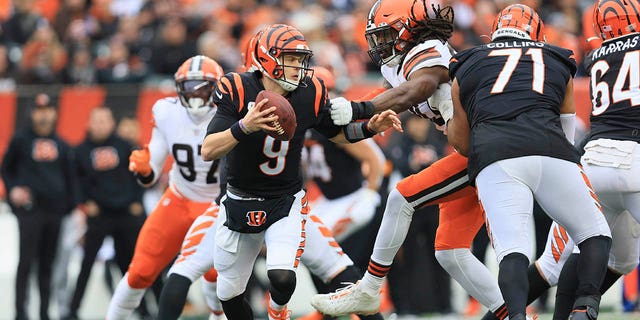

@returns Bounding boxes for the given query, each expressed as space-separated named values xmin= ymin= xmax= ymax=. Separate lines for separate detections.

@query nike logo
xmin=215 ymin=90 xmax=223 ymax=99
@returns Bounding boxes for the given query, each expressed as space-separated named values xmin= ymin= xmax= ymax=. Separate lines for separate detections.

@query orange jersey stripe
xmin=232 ymin=73 xmax=245 ymax=112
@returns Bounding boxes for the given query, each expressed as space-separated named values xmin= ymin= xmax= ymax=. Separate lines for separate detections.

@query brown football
xmin=256 ymin=90 xmax=297 ymax=141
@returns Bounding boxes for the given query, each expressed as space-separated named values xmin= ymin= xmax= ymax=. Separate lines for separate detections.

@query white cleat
xmin=310 ymin=281 xmax=380 ymax=316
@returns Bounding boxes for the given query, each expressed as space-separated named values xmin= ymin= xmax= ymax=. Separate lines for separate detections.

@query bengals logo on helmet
xmin=491 ymin=4 xmax=545 ymax=42
xmin=593 ymin=0 xmax=640 ymax=41
xmin=246 ymin=210 xmax=267 ymax=227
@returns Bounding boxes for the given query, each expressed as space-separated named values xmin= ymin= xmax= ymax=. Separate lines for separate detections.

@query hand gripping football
xmin=256 ymin=90 xmax=297 ymax=141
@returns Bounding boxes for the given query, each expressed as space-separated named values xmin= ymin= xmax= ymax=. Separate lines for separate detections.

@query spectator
xmin=2 ymin=0 xmax=46 ymax=45
xmin=96 ymin=36 xmax=148 ymax=83
xmin=18 ymin=23 xmax=68 ymax=84
xmin=62 ymin=45 xmax=97 ymax=85
xmin=0 ymin=44 xmax=17 ymax=90
xmin=149 ymin=17 xmax=197 ymax=76
xmin=1 ymin=93 xmax=76 ymax=320
xmin=65 ymin=107 xmax=145 ymax=320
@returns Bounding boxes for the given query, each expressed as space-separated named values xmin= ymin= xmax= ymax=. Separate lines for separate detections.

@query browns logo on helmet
xmin=253 ymin=24 xmax=314 ymax=92
xmin=593 ymin=0 xmax=640 ymax=41
xmin=365 ymin=0 xmax=454 ymax=67
xmin=174 ymin=55 xmax=224 ymax=121
xmin=491 ymin=4 xmax=545 ymax=42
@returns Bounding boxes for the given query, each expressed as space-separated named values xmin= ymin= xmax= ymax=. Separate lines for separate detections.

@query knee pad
xmin=216 ymin=276 xmax=247 ymax=302
xmin=609 ymin=258 xmax=639 ymax=275
xmin=267 ymin=269 xmax=297 ymax=305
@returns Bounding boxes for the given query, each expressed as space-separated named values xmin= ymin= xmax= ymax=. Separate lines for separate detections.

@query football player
xmin=155 ymin=30 xmax=387 ymax=320
xmin=200 ymin=24 xmax=400 ymax=320
xmin=447 ymin=4 xmax=612 ymax=320
xmin=311 ymin=1 xmax=514 ymax=319
xmin=106 ymin=55 xmax=226 ymax=320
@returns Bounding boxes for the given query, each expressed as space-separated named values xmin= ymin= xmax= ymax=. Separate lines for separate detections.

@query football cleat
xmin=267 ymin=305 xmax=291 ymax=320
xmin=310 ymin=281 xmax=380 ymax=316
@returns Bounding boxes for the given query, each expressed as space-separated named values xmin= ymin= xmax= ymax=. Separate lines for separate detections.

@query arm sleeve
xmin=145 ymin=125 xmax=169 ymax=186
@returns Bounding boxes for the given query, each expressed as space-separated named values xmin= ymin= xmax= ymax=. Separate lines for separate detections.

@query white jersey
xmin=381 ymin=39 xmax=454 ymax=120
xmin=146 ymin=97 xmax=221 ymax=202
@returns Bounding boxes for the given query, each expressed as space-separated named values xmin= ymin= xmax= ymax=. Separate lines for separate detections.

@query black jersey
xmin=305 ymin=130 xmax=363 ymax=199
xmin=207 ymin=71 xmax=343 ymax=197
xmin=586 ymin=33 xmax=640 ymax=143
xmin=450 ymin=38 xmax=580 ymax=180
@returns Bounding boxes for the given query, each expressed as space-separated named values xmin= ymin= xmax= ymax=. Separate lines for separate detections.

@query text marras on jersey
xmin=592 ymin=35 xmax=640 ymax=60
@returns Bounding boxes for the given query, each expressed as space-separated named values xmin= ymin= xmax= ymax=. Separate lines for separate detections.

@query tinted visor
xmin=365 ymin=26 xmax=398 ymax=66
xmin=180 ymin=80 xmax=214 ymax=100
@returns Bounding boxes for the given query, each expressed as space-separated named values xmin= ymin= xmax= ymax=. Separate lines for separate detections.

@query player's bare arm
xmin=201 ymin=99 xmax=278 ymax=161
xmin=446 ymin=78 xmax=470 ymax=156
xmin=371 ymin=66 xmax=449 ymax=114
xmin=559 ymin=77 xmax=577 ymax=143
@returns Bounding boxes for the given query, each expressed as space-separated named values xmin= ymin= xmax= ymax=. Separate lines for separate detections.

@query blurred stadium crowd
xmin=0 ymin=0 xmax=600 ymax=90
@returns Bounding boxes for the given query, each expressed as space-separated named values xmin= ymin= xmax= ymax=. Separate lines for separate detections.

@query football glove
xmin=129 ymin=145 xmax=152 ymax=177
xmin=330 ymin=97 xmax=353 ymax=125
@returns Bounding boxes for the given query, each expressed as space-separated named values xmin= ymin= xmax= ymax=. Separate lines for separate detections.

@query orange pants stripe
xmin=127 ymin=188 xmax=210 ymax=289
xmin=396 ymin=152 xmax=485 ymax=250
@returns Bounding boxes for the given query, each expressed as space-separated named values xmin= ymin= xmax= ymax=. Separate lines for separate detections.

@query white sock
xmin=202 ymin=279 xmax=224 ymax=313
xmin=106 ymin=273 xmax=146 ymax=320
xmin=269 ymin=298 xmax=286 ymax=311
xmin=360 ymin=272 xmax=384 ymax=296
xmin=435 ymin=249 xmax=504 ymax=312
xmin=370 ymin=188 xmax=414 ymax=265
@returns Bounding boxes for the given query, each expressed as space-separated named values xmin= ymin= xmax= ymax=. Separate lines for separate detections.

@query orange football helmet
xmin=365 ymin=0 xmax=435 ymax=66
xmin=253 ymin=24 xmax=313 ymax=92
xmin=491 ymin=4 xmax=545 ymax=42
xmin=311 ymin=66 xmax=335 ymax=92
xmin=174 ymin=55 xmax=224 ymax=120
xmin=593 ymin=0 xmax=640 ymax=41
xmin=241 ymin=27 xmax=266 ymax=72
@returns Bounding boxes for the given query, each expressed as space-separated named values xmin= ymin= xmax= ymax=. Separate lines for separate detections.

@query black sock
xmin=221 ymin=293 xmax=254 ymax=320
xmin=498 ymin=253 xmax=529 ymax=319
xmin=327 ymin=265 xmax=362 ymax=292
xmin=600 ymin=268 xmax=622 ymax=294
xmin=575 ymin=236 xmax=611 ymax=301
xmin=157 ymin=274 xmax=192 ymax=320
xmin=553 ymin=253 xmax=579 ymax=320
xmin=480 ymin=303 xmax=507 ymax=320
xmin=527 ymin=263 xmax=551 ymax=304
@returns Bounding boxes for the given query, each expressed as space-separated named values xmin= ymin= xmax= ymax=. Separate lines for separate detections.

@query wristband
xmin=230 ymin=121 xmax=251 ymax=141
xmin=350 ymin=101 xmax=376 ymax=120
xmin=238 ymin=119 xmax=251 ymax=134
xmin=344 ymin=121 xmax=376 ymax=143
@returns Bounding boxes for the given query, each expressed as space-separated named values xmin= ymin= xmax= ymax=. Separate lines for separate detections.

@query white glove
xmin=330 ymin=97 xmax=353 ymax=125
xmin=428 ymin=83 xmax=454 ymax=124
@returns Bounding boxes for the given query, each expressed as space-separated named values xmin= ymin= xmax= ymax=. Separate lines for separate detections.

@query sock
xmin=527 ymin=263 xmax=551 ymax=304
xmin=436 ymin=248 xmax=505 ymax=312
xmin=327 ymin=265 xmax=361 ymax=292
xmin=575 ymin=236 xmax=611 ymax=300
xmin=202 ymin=279 xmax=224 ymax=314
xmin=553 ymin=253 xmax=579 ymax=320
xmin=221 ymin=294 xmax=253 ymax=320
xmin=106 ymin=273 xmax=146 ymax=320
xmin=361 ymin=269 xmax=385 ymax=296
xmin=498 ymin=253 xmax=529 ymax=320
xmin=599 ymin=268 xmax=622 ymax=294
xmin=369 ymin=189 xmax=414 ymax=266
xmin=157 ymin=274 xmax=192 ymax=320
